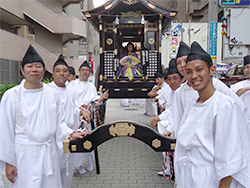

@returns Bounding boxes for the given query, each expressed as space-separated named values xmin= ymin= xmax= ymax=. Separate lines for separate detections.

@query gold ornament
xmin=123 ymin=0 xmax=138 ymax=5
xmin=109 ymin=123 xmax=135 ymax=137
xmin=106 ymin=38 xmax=113 ymax=45
xmin=121 ymin=11 xmax=142 ymax=18
xmin=83 ymin=140 xmax=92 ymax=150
xmin=148 ymin=38 xmax=155 ymax=45
xmin=152 ymin=139 xmax=161 ymax=148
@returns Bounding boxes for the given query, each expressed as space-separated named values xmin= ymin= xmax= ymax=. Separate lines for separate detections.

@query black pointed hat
xmin=168 ymin=67 xmax=182 ymax=77
xmin=176 ymin=41 xmax=190 ymax=59
xmin=79 ymin=60 xmax=91 ymax=70
xmin=186 ymin=41 xmax=213 ymax=67
xmin=244 ymin=55 xmax=250 ymax=66
xmin=22 ymin=45 xmax=45 ymax=67
xmin=53 ymin=54 xmax=68 ymax=69
xmin=68 ymin=66 xmax=76 ymax=75
xmin=162 ymin=69 xmax=169 ymax=79
xmin=169 ymin=58 xmax=177 ymax=69
xmin=168 ymin=59 xmax=182 ymax=77
xmin=155 ymin=72 xmax=163 ymax=79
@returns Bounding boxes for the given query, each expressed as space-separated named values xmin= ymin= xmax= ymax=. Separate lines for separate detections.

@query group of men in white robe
xmin=148 ymin=41 xmax=250 ymax=187
xmin=0 ymin=45 xmax=108 ymax=188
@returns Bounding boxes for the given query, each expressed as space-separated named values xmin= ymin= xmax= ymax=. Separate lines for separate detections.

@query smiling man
xmin=0 ymin=45 xmax=89 ymax=187
xmin=68 ymin=60 xmax=109 ymax=174
xmin=174 ymin=41 xmax=250 ymax=188
xmin=48 ymin=55 xmax=91 ymax=188
xmin=172 ymin=41 xmax=248 ymax=136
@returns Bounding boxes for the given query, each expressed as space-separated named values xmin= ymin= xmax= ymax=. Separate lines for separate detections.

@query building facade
xmin=0 ymin=0 xmax=86 ymax=84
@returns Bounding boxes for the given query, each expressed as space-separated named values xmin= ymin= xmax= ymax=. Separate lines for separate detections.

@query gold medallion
xmin=148 ymin=38 xmax=155 ymax=45
xmin=106 ymin=38 xmax=113 ymax=45
xmin=109 ymin=123 xmax=135 ymax=137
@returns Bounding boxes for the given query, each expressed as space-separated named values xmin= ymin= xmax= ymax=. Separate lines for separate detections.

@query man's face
xmin=21 ymin=62 xmax=45 ymax=83
xmin=79 ymin=67 xmax=91 ymax=81
xmin=176 ymin=55 xmax=187 ymax=77
xmin=243 ymin=64 xmax=250 ymax=77
xmin=186 ymin=60 xmax=214 ymax=93
xmin=166 ymin=73 xmax=182 ymax=91
xmin=155 ymin=77 xmax=164 ymax=85
xmin=53 ymin=65 xmax=69 ymax=87
xmin=68 ymin=74 xmax=76 ymax=82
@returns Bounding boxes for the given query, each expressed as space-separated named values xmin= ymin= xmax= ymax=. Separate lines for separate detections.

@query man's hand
xmin=71 ymin=131 xmax=91 ymax=140
xmin=102 ymin=90 xmax=109 ymax=100
xmin=80 ymin=107 xmax=91 ymax=123
xmin=154 ymin=97 xmax=158 ymax=102
xmin=5 ymin=163 xmax=18 ymax=183
xmin=162 ymin=130 xmax=171 ymax=137
xmin=236 ymin=86 xmax=250 ymax=96
xmin=151 ymin=116 xmax=160 ymax=127
xmin=160 ymin=103 xmax=166 ymax=112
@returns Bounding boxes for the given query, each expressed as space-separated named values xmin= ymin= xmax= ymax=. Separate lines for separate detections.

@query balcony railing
xmin=23 ymin=0 xmax=86 ymax=37
xmin=0 ymin=29 xmax=57 ymax=72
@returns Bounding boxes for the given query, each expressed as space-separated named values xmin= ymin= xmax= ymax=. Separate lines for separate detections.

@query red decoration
xmin=119 ymin=30 xmax=122 ymax=37
xmin=68 ymin=131 xmax=76 ymax=139
xmin=138 ymin=29 xmax=141 ymax=36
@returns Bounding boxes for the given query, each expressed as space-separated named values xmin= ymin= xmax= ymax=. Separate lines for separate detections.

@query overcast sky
xmin=93 ymin=0 xmax=107 ymax=8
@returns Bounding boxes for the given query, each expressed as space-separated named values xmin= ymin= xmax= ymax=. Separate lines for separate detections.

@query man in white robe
xmin=144 ymin=72 xmax=167 ymax=116
xmin=175 ymin=41 xmax=250 ymax=188
xmin=65 ymin=66 xmax=76 ymax=86
xmin=173 ymin=41 xmax=248 ymax=136
xmin=48 ymin=55 xmax=91 ymax=188
xmin=151 ymin=60 xmax=182 ymax=176
xmin=156 ymin=70 xmax=171 ymax=112
xmin=230 ymin=55 xmax=250 ymax=127
xmin=0 ymin=45 xmax=89 ymax=188
xmin=68 ymin=61 xmax=109 ymax=174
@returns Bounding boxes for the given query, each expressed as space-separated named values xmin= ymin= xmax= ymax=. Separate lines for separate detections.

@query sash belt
xmin=15 ymin=134 xmax=54 ymax=176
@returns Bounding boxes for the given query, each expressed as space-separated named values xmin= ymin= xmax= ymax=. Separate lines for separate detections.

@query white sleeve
xmin=54 ymin=91 xmax=73 ymax=150
xmin=172 ymin=88 xmax=184 ymax=137
xmin=0 ymin=89 xmax=16 ymax=173
xmin=214 ymin=98 xmax=250 ymax=187
xmin=230 ymin=82 xmax=242 ymax=93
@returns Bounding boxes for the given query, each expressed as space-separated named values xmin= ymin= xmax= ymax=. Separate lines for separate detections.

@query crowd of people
xmin=0 ymin=40 xmax=250 ymax=188
xmin=148 ymin=41 xmax=250 ymax=187
xmin=0 ymin=45 xmax=108 ymax=188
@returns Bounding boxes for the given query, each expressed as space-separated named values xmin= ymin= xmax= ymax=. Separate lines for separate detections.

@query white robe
xmin=173 ymin=77 xmax=248 ymax=136
xmin=0 ymin=83 xmax=72 ymax=188
xmin=68 ymin=79 xmax=101 ymax=108
xmin=230 ymin=80 xmax=250 ymax=133
xmin=144 ymin=84 xmax=161 ymax=116
xmin=230 ymin=80 xmax=250 ymax=94
xmin=48 ymin=82 xmax=82 ymax=188
xmin=157 ymin=89 xmax=175 ymax=134
xmin=156 ymin=82 xmax=171 ymax=107
xmin=68 ymin=79 xmax=99 ymax=169
xmin=175 ymin=90 xmax=250 ymax=188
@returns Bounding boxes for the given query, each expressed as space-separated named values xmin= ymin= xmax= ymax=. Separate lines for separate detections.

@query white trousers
xmin=157 ymin=121 xmax=170 ymax=171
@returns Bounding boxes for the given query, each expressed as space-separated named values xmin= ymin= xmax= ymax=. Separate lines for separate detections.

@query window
xmin=0 ymin=59 xmax=22 ymax=84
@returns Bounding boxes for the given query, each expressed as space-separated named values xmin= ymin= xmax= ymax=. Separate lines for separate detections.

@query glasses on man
xmin=80 ymin=68 xmax=90 ymax=72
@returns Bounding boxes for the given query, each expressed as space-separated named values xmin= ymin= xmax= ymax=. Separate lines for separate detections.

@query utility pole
xmin=208 ymin=0 xmax=218 ymax=69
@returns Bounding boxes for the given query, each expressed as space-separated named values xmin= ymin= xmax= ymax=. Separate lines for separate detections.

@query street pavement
xmin=1 ymin=99 xmax=175 ymax=188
